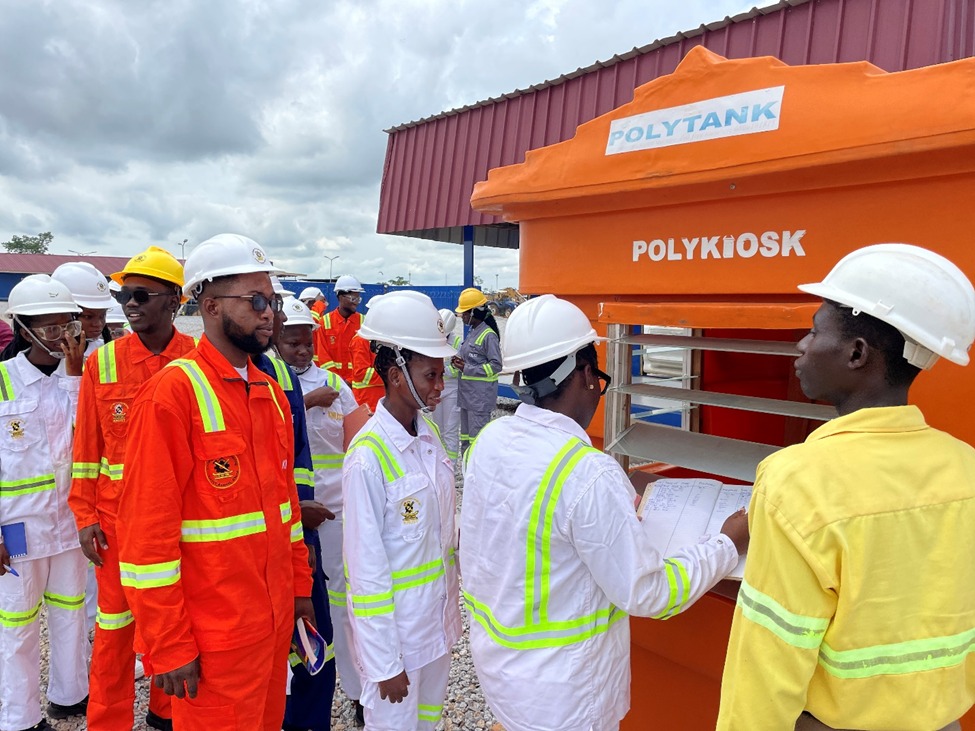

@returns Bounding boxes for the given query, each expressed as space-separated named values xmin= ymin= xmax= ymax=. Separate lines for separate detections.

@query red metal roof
xmin=0 ymin=252 xmax=136 ymax=276
xmin=378 ymin=0 xmax=975 ymax=246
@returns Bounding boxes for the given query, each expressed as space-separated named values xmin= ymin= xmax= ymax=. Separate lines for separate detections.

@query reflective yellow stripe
xmin=44 ymin=591 xmax=85 ymax=611
xmin=418 ymin=704 xmax=443 ymax=723
xmin=737 ymin=579 xmax=829 ymax=650
xmin=265 ymin=381 xmax=286 ymax=423
xmin=0 ymin=363 xmax=15 ymax=401
xmin=97 ymin=341 xmax=118 ymax=384
xmin=353 ymin=367 xmax=379 ymax=389
xmin=0 ymin=601 xmax=42 ymax=627
xmin=294 ymin=467 xmax=314 ymax=488
xmin=290 ymin=520 xmax=303 ymax=542
xmin=269 ymin=357 xmax=293 ymax=391
xmin=280 ymin=501 xmax=292 ymax=524
xmin=71 ymin=462 xmax=100 ymax=480
xmin=391 ymin=557 xmax=447 ymax=592
xmin=0 ymin=474 xmax=56 ymax=497
xmin=99 ymin=458 xmax=124 ymax=481
xmin=96 ymin=607 xmax=134 ymax=630
xmin=347 ymin=434 xmax=404 ymax=482
xmin=171 ymin=360 xmax=226 ymax=433
xmin=312 ymin=454 xmax=344 ymax=470
xmin=651 ymin=559 xmax=690 ymax=620
xmin=181 ymin=512 xmax=267 ymax=542
xmin=327 ymin=586 xmax=347 ymax=607
xmin=819 ymin=627 xmax=975 ymax=679
xmin=119 ymin=559 xmax=181 ymax=589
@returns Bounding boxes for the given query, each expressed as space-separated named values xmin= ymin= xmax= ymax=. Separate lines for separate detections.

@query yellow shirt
xmin=718 ymin=406 xmax=975 ymax=731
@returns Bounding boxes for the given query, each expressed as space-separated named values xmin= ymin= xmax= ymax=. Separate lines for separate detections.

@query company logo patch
xmin=400 ymin=498 xmax=420 ymax=525
xmin=97 ymin=281 xmax=108 ymax=292
xmin=252 ymin=248 xmax=266 ymax=264
xmin=291 ymin=302 xmax=303 ymax=313
xmin=7 ymin=419 xmax=24 ymax=440
xmin=134 ymin=254 xmax=147 ymax=263
xmin=206 ymin=455 xmax=241 ymax=489
xmin=437 ymin=319 xmax=445 ymax=334
xmin=111 ymin=402 xmax=127 ymax=423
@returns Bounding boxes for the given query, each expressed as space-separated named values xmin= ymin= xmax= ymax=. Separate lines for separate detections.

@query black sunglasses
xmin=211 ymin=294 xmax=285 ymax=313
xmin=594 ymin=367 xmax=612 ymax=395
xmin=116 ymin=288 xmax=172 ymax=305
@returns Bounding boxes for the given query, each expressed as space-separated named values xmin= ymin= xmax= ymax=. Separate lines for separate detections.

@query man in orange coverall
xmin=315 ymin=274 xmax=364 ymax=383
xmin=350 ymin=333 xmax=383 ymax=411
xmin=116 ymin=234 xmax=315 ymax=731
xmin=69 ymin=245 xmax=194 ymax=731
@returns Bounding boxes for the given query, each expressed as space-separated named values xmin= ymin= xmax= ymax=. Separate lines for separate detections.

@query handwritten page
xmin=638 ymin=479 xmax=751 ymax=580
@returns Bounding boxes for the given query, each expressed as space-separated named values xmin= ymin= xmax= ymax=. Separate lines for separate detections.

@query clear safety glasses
xmin=29 ymin=320 xmax=83 ymax=342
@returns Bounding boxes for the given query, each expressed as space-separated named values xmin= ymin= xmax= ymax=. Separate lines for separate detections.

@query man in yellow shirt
xmin=718 ymin=244 xmax=975 ymax=731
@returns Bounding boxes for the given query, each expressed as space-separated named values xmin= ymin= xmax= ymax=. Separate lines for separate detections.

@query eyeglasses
xmin=29 ymin=320 xmax=83 ymax=342
xmin=594 ymin=368 xmax=612 ymax=395
xmin=211 ymin=294 xmax=284 ymax=313
xmin=116 ymin=288 xmax=172 ymax=305
xmin=108 ymin=326 xmax=128 ymax=339
xmin=339 ymin=293 xmax=361 ymax=302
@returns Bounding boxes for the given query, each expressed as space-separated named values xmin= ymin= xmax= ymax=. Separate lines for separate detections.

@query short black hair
xmin=825 ymin=299 xmax=921 ymax=388
xmin=373 ymin=344 xmax=418 ymax=387
xmin=521 ymin=343 xmax=598 ymax=404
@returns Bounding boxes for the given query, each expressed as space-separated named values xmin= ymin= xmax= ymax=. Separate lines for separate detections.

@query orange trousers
xmin=171 ymin=619 xmax=292 ymax=730
xmin=87 ymin=529 xmax=171 ymax=730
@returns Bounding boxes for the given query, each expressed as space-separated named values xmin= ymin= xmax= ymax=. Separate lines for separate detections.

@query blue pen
xmin=3 ymin=566 xmax=18 ymax=577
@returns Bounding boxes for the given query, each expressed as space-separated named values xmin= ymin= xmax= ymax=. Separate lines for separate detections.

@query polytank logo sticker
xmin=606 ymin=86 xmax=784 ymax=155
xmin=632 ymin=230 xmax=806 ymax=263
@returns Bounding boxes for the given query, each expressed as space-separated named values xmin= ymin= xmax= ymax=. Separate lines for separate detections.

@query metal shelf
xmin=607 ymin=422 xmax=780 ymax=482
xmin=617 ymin=383 xmax=834 ymax=421
xmin=622 ymin=334 xmax=800 ymax=357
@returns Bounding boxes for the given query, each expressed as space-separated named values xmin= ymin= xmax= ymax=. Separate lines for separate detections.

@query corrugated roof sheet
xmin=378 ymin=0 xmax=975 ymax=244
xmin=0 ymin=252 xmax=135 ymax=276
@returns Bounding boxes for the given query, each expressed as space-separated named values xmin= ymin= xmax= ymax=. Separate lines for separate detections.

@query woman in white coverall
xmin=431 ymin=309 xmax=462 ymax=461
xmin=0 ymin=276 xmax=90 ymax=731
xmin=342 ymin=291 xmax=461 ymax=731
xmin=459 ymin=295 xmax=750 ymax=731
xmin=274 ymin=296 xmax=364 ymax=719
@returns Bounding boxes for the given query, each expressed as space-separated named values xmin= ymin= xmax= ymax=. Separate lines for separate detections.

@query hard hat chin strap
xmin=393 ymin=345 xmax=432 ymax=414
xmin=13 ymin=316 xmax=67 ymax=360
xmin=512 ymin=353 xmax=577 ymax=405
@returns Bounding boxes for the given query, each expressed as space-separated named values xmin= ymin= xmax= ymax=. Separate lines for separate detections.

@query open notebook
xmin=637 ymin=478 xmax=751 ymax=580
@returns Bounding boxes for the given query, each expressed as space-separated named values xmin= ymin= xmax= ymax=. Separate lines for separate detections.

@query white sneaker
xmin=135 ymin=656 xmax=145 ymax=680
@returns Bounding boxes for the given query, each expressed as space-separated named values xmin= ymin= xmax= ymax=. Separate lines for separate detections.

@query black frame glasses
xmin=211 ymin=294 xmax=285 ymax=313
xmin=115 ymin=288 xmax=172 ymax=305
xmin=594 ymin=367 xmax=612 ymax=395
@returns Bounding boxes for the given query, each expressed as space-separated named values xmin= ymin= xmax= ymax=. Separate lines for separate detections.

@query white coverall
xmin=295 ymin=364 xmax=362 ymax=700
xmin=430 ymin=332 xmax=462 ymax=461
xmin=342 ymin=402 xmax=462 ymax=731
xmin=460 ymin=403 xmax=738 ymax=731
xmin=0 ymin=354 xmax=89 ymax=731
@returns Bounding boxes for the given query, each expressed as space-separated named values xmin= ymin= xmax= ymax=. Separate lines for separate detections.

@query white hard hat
xmin=5 ymin=274 xmax=83 ymax=317
xmin=51 ymin=262 xmax=115 ymax=309
xmin=182 ymin=234 xmax=283 ymax=296
xmin=105 ymin=302 xmax=128 ymax=325
xmin=298 ymin=286 xmax=323 ymax=301
xmin=281 ymin=296 xmax=319 ymax=330
xmin=502 ymin=294 xmax=602 ymax=374
xmin=359 ymin=291 xmax=456 ymax=358
xmin=269 ymin=275 xmax=288 ymax=295
xmin=334 ymin=275 xmax=364 ymax=293
xmin=799 ymin=243 xmax=975 ymax=369
xmin=438 ymin=308 xmax=457 ymax=334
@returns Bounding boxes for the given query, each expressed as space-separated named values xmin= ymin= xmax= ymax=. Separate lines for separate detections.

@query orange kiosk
xmin=471 ymin=47 xmax=975 ymax=729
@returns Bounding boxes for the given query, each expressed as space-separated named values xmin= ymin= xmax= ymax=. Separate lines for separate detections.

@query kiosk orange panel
xmin=472 ymin=47 xmax=975 ymax=729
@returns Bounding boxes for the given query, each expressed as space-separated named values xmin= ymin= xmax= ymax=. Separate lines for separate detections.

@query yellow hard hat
xmin=111 ymin=246 xmax=184 ymax=288
xmin=455 ymin=287 xmax=488 ymax=314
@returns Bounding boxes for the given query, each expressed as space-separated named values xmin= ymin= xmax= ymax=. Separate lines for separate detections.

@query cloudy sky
xmin=0 ymin=0 xmax=752 ymax=287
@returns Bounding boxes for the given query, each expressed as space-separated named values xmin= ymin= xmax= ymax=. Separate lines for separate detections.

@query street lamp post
xmin=496 ymin=273 xmax=499 ymax=291
xmin=68 ymin=249 xmax=96 ymax=257
xmin=324 ymin=255 xmax=340 ymax=281
xmin=177 ymin=239 xmax=188 ymax=259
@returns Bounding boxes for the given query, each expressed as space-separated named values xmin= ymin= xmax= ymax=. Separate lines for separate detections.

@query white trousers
xmin=0 ymin=548 xmax=89 ymax=731
xmin=318 ymin=516 xmax=362 ymax=700
xmin=84 ymin=561 xmax=97 ymax=636
xmin=431 ymin=378 xmax=460 ymax=460
xmin=361 ymin=653 xmax=450 ymax=731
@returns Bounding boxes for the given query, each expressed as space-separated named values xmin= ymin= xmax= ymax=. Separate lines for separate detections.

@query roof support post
xmin=463 ymin=225 xmax=474 ymax=288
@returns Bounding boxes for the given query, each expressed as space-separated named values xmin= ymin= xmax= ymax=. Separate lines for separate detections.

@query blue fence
xmin=283 ymin=281 xmax=465 ymax=315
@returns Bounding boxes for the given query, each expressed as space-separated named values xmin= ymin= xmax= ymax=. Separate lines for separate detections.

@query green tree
xmin=474 ymin=275 xmax=484 ymax=288
xmin=3 ymin=232 xmax=53 ymax=254
xmin=386 ymin=275 xmax=409 ymax=285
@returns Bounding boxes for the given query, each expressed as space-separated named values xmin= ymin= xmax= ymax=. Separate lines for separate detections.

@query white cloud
xmin=0 ymin=0 xmax=748 ymax=289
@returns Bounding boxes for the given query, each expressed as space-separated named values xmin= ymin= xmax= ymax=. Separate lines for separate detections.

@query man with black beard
xmin=116 ymin=235 xmax=316 ymax=731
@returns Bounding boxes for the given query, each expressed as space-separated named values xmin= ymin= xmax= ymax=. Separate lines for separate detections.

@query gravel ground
xmin=28 ymin=321 xmax=516 ymax=730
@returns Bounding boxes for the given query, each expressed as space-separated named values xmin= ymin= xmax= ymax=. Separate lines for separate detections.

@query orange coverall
xmin=314 ymin=309 xmax=361 ymax=384
xmin=116 ymin=336 xmax=313 ymax=731
xmin=69 ymin=330 xmax=196 ymax=729
xmin=349 ymin=334 xmax=383 ymax=411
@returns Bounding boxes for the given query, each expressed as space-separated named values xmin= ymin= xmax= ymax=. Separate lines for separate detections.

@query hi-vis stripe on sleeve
xmin=290 ymin=519 xmax=303 ymax=542
xmin=0 ymin=363 xmax=15 ymax=401
xmin=312 ymin=454 xmax=344 ymax=470
xmin=651 ymin=558 xmax=690 ymax=619
xmin=349 ymin=588 xmax=395 ymax=617
xmin=279 ymin=501 xmax=292 ymax=524
xmin=819 ymin=627 xmax=975 ymax=679
xmin=294 ymin=467 xmax=314 ymax=488
xmin=72 ymin=462 xmax=100 ymax=480
xmin=99 ymin=458 xmax=123 ymax=481
xmin=737 ymin=579 xmax=829 ymax=650
xmin=119 ymin=559 xmax=181 ymax=589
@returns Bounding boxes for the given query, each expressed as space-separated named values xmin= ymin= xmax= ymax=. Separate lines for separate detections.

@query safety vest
xmin=463 ymin=438 xmax=627 ymax=649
